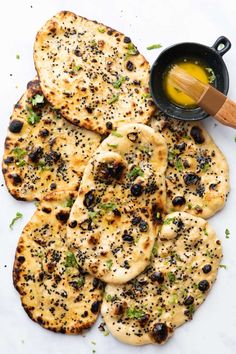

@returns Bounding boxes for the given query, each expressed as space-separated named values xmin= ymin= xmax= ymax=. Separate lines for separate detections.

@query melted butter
xmin=163 ymin=59 xmax=210 ymax=108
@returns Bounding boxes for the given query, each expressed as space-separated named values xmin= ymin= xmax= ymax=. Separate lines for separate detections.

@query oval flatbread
xmin=34 ymin=11 xmax=155 ymax=135
xmin=150 ymin=114 xmax=230 ymax=218
xmin=67 ymin=123 xmax=167 ymax=284
xmin=101 ymin=212 xmax=222 ymax=345
xmin=13 ymin=191 xmax=103 ymax=334
xmin=2 ymin=79 xmax=101 ymax=201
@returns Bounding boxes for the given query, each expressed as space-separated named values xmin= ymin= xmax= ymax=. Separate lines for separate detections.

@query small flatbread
xmin=101 ymin=212 xmax=222 ymax=345
xmin=13 ymin=191 xmax=103 ymax=334
xmin=34 ymin=11 xmax=155 ymax=135
xmin=2 ymin=78 xmax=101 ymax=201
xmin=67 ymin=123 xmax=167 ymax=284
xmin=150 ymin=114 xmax=230 ymax=218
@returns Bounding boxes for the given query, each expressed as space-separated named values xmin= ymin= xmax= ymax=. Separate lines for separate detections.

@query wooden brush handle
xmin=215 ymin=98 xmax=236 ymax=128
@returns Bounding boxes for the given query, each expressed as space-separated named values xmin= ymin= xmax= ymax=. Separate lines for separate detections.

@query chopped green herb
xmin=64 ymin=198 xmax=75 ymax=208
xmin=76 ymin=276 xmax=85 ymax=287
xmin=169 ymin=293 xmax=178 ymax=304
xmin=106 ymin=259 xmax=113 ymax=270
xmin=126 ymin=307 xmax=145 ymax=319
xmin=88 ymin=211 xmax=98 ymax=219
xmin=192 ymin=283 xmax=198 ymax=290
xmin=168 ymin=149 xmax=179 ymax=161
xmin=16 ymin=54 xmax=20 ymax=59
xmin=111 ymin=130 xmax=123 ymax=137
xmin=127 ymin=166 xmax=144 ymax=179
xmin=141 ymin=93 xmax=151 ymax=100
xmin=187 ymin=203 xmax=192 ymax=210
xmin=103 ymin=330 xmax=110 ymax=336
xmin=146 ymin=44 xmax=162 ymax=50
xmin=167 ymin=271 xmax=176 ymax=283
xmin=107 ymin=94 xmax=119 ymax=104
xmin=107 ymin=143 xmax=118 ymax=148
xmin=13 ymin=147 xmax=27 ymax=159
xmin=37 ymin=159 xmax=50 ymax=171
xmin=219 ymin=264 xmax=227 ymax=269
xmin=157 ymin=306 xmax=163 ymax=316
xmin=205 ymin=249 xmax=214 ymax=259
xmin=26 ymin=107 xmax=41 ymax=125
xmin=100 ymin=203 xmax=118 ymax=212
xmin=73 ymin=65 xmax=82 ymax=71
xmin=90 ymin=40 xmax=97 ymax=47
xmin=16 ymin=160 xmax=26 ymax=167
xmin=105 ymin=294 xmax=113 ymax=302
xmin=64 ymin=251 xmax=78 ymax=268
xmin=125 ymin=43 xmax=138 ymax=59
xmin=9 ymin=212 xmax=23 ymax=229
xmin=203 ymin=228 xmax=208 ymax=236
xmin=225 ymin=228 xmax=230 ymax=239
xmin=138 ymin=145 xmax=151 ymax=154
xmin=201 ymin=163 xmax=210 ymax=172
xmin=113 ymin=76 xmax=126 ymax=89
xmin=183 ymin=134 xmax=191 ymax=140
xmin=175 ymin=158 xmax=183 ymax=172
xmin=98 ymin=27 xmax=105 ymax=33
xmin=163 ymin=217 xmax=175 ymax=225
xmin=205 ymin=67 xmax=216 ymax=84
xmin=31 ymin=94 xmax=44 ymax=106
xmin=152 ymin=242 xmax=158 ymax=256
xmin=187 ymin=304 xmax=195 ymax=316
xmin=34 ymin=201 xmax=40 ymax=207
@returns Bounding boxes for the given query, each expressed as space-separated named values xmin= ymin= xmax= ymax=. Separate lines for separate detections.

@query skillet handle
xmin=212 ymin=36 xmax=231 ymax=56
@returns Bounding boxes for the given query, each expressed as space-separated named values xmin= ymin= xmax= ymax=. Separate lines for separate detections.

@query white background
xmin=0 ymin=1 xmax=236 ymax=354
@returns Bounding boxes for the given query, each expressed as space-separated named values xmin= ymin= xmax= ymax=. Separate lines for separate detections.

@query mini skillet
xmin=150 ymin=36 xmax=231 ymax=121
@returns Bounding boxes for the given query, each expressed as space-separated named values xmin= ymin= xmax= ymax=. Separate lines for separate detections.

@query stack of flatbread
xmin=4 ymin=11 xmax=229 ymax=345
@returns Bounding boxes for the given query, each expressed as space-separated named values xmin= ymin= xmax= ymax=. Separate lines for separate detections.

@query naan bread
xmin=34 ymin=11 xmax=155 ymax=135
xmin=13 ymin=191 xmax=103 ymax=334
xmin=101 ymin=212 xmax=222 ymax=345
xmin=2 ymin=78 xmax=101 ymax=201
xmin=67 ymin=123 xmax=167 ymax=284
xmin=150 ymin=114 xmax=229 ymax=218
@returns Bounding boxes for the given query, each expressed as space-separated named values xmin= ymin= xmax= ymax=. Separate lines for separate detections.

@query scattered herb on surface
xmin=127 ymin=166 xmax=144 ymax=179
xmin=163 ymin=217 xmax=176 ymax=225
xmin=219 ymin=264 xmax=227 ymax=269
xmin=167 ymin=271 xmax=176 ymax=283
xmin=64 ymin=198 xmax=75 ymax=208
xmin=16 ymin=54 xmax=20 ymax=59
xmin=146 ymin=44 xmax=162 ymax=50
xmin=107 ymin=143 xmax=118 ymax=148
xmin=31 ymin=94 xmax=44 ymax=106
xmin=141 ymin=93 xmax=151 ymax=100
xmin=225 ymin=228 xmax=230 ymax=239
xmin=26 ymin=106 xmax=41 ymax=125
xmin=107 ymin=94 xmax=119 ymax=104
xmin=73 ymin=65 xmax=82 ymax=71
xmin=98 ymin=27 xmax=105 ymax=33
xmin=9 ymin=212 xmax=23 ymax=229
xmin=126 ymin=307 xmax=145 ymax=319
xmin=111 ymin=130 xmax=123 ymax=137
xmin=64 ymin=251 xmax=78 ymax=268
xmin=175 ymin=158 xmax=183 ymax=172
xmin=106 ymin=259 xmax=113 ymax=270
xmin=113 ymin=76 xmax=126 ymax=89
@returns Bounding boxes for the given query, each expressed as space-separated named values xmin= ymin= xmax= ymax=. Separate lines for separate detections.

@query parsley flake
xmin=107 ymin=143 xmax=118 ymax=148
xmin=106 ymin=259 xmax=113 ymax=270
xmin=26 ymin=106 xmax=41 ymax=125
xmin=167 ymin=271 xmax=176 ymax=283
xmin=111 ymin=130 xmax=123 ymax=137
xmin=127 ymin=166 xmax=144 ymax=179
xmin=9 ymin=212 xmax=23 ymax=229
xmin=31 ymin=94 xmax=44 ymax=106
xmin=126 ymin=307 xmax=145 ymax=319
xmin=146 ymin=44 xmax=162 ymax=50
xmin=107 ymin=94 xmax=119 ymax=104
xmin=225 ymin=228 xmax=230 ymax=239
xmin=64 ymin=252 xmax=78 ymax=268
xmin=113 ymin=76 xmax=126 ymax=89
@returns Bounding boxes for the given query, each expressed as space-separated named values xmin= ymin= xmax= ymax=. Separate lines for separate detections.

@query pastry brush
xmin=168 ymin=65 xmax=236 ymax=128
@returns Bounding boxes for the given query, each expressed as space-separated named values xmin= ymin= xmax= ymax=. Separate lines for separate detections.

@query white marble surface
xmin=0 ymin=0 xmax=236 ymax=353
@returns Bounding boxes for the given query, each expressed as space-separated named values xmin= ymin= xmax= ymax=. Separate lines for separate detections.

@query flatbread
xmin=13 ymin=191 xmax=103 ymax=334
xmin=101 ymin=212 xmax=222 ymax=345
xmin=67 ymin=123 xmax=167 ymax=284
xmin=150 ymin=114 xmax=230 ymax=218
xmin=34 ymin=11 xmax=155 ymax=135
xmin=2 ymin=78 xmax=101 ymax=201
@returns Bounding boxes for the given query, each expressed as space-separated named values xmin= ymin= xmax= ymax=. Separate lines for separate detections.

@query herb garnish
xmin=111 ymin=130 xmax=123 ymax=137
xmin=9 ymin=212 xmax=23 ymax=229
xmin=73 ymin=65 xmax=82 ymax=71
xmin=125 ymin=43 xmax=138 ymax=59
xmin=113 ymin=76 xmax=126 ymax=89
xmin=64 ymin=251 xmax=78 ymax=268
xmin=225 ymin=228 xmax=230 ymax=238
xmin=141 ymin=93 xmax=151 ymax=100
xmin=26 ymin=106 xmax=41 ymax=125
xmin=127 ymin=166 xmax=144 ymax=179
xmin=76 ymin=276 xmax=85 ymax=287
xmin=16 ymin=54 xmax=20 ymax=59
xmin=152 ymin=242 xmax=158 ymax=256
xmin=107 ymin=94 xmax=119 ymax=104
xmin=219 ymin=264 xmax=227 ymax=269
xmin=98 ymin=27 xmax=105 ymax=33
xmin=146 ymin=44 xmax=162 ymax=50
xmin=163 ymin=217 xmax=176 ymax=225
xmin=64 ymin=198 xmax=75 ymax=208
xmin=106 ymin=259 xmax=113 ymax=270
xmin=175 ymin=158 xmax=183 ymax=172
xmin=126 ymin=307 xmax=145 ymax=319
xmin=13 ymin=147 xmax=27 ymax=159
xmin=205 ymin=68 xmax=216 ymax=84
xmin=31 ymin=94 xmax=44 ymax=106
xmin=167 ymin=271 xmax=176 ymax=283
xmin=107 ymin=143 xmax=118 ymax=148
xmin=100 ymin=203 xmax=118 ymax=212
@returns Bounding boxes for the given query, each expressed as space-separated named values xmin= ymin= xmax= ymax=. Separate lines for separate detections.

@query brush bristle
xmin=168 ymin=65 xmax=207 ymax=102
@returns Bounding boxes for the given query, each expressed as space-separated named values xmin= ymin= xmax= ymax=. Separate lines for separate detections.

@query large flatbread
xmin=13 ymin=191 xmax=103 ymax=334
xmin=67 ymin=123 xmax=167 ymax=284
xmin=34 ymin=11 xmax=155 ymax=135
xmin=101 ymin=212 xmax=222 ymax=345
xmin=150 ymin=114 xmax=230 ymax=218
xmin=2 ymin=78 xmax=101 ymax=201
